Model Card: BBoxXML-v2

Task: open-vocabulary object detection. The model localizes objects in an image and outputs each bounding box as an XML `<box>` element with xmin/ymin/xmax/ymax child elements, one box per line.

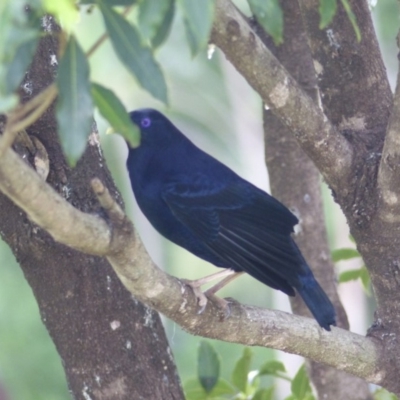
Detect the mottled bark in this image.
<box><xmin>258</xmin><ymin>1</ymin><xmax>371</xmax><ymax>398</ymax></box>
<box><xmin>298</xmin><ymin>0</ymin><xmax>400</xmax><ymax>394</ymax></box>
<box><xmin>211</xmin><ymin>0</ymin><xmax>353</xmax><ymax>194</ymax></box>
<box><xmin>212</xmin><ymin>0</ymin><xmax>400</xmax><ymax>395</ymax></box>
<box><xmin>0</xmin><ymin>16</ymin><xmax>183</xmax><ymax>400</ymax></box>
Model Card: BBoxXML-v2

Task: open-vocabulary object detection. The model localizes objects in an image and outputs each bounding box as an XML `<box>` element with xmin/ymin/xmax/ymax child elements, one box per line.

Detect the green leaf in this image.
<box><xmin>360</xmin><ymin>266</ymin><xmax>371</xmax><ymax>294</ymax></box>
<box><xmin>197</xmin><ymin>341</ymin><xmax>220</xmax><ymax>393</ymax></box>
<box><xmin>208</xmin><ymin>379</ymin><xmax>236</xmax><ymax>396</ymax></box>
<box><xmin>252</xmin><ymin>387</ymin><xmax>275</xmax><ymax>400</ymax></box>
<box><xmin>0</xmin><ymin>94</ymin><xmax>18</xmax><ymax>113</ymax></box>
<box><xmin>231</xmin><ymin>347</ymin><xmax>252</xmax><ymax>393</ymax></box>
<box><xmin>6</xmin><ymin>37</ymin><xmax>39</xmax><ymax>94</ymax></box>
<box><xmin>183</xmin><ymin>378</ymin><xmax>208</xmax><ymax>400</ymax></box>
<box><xmin>184</xmin><ymin>377</ymin><xmax>235</xmax><ymax>400</ymax></box>
<box><xmin>79</xmin><ymin>0</ymin><xmax>137</xmax><ymax>5</ymax></box>
<box><xmin>338</xmin><ymin>268</ymin><xmax>362</xmax><ymax>283</ymax></box>
<box><xmin>258</xmin><ymin>360</ymin><xmax>290</xmax><ymax>381</ymax></box>
<box><xmin>319</xmin><ymin>0</ymin><xmax>337</xmax><ymax>28</ymax></box>
<box><xmin>98</xmin><ymin>1</ymin><xmax>168</xmax><ymax>103</ymax></box>
<box><xmin>56</xmin><ymin>35</ymin><xmax>94</xmax><ymax>166</ymax></box>
<box><xmin>179</xmin><ymin>0</ymin><xmax>215</xmax><ymax>56</ymax></box>
<box><xmin>138</xmin><ymin>0</ymin><xmax>170</xmax><ymax>43</ymax></box>
<box><xmin>291</xmin><ymin>364</ymin><xmax>313</xmax><ymax>400</ymax></box>
<box><xmin>373</xmin><ymin>387</ymin><xmax>399</xmax><ymax>400</ymax></box>
<box><xmin>340</xmin><ymin>0</ymin><xmax>361</xmax><ymax>42</ymax></box>
<box><xmin>183</xmin><ymin>18</ymin><xmax>198</xmax><ymax>56</ymax></box>
<box><xmin>0</xmin><ymin>0</ymin><xmax>39</xmax><ymax>107</ymax></box>
<box><xmin>247</xmin><ymin>0</ymin><xmax>283</xmax><ymax>45</ymax></box>
<box><xmin>91</xmin><ymin>83</ymin><xmax>140</xmax><ymax>147</ymax></box>
<box><xmin>42</xmin><ymin>0</ymin><xmax>79</xmax><ymax>31</ymax></box>
<box><xmin>331</xmin><ymin>248</ymin><xmax>360</xmax><ymax>262</ymax></box>
<box><xmin>151</xmin><ymin>0</ymin><xmax>175</xmax><ymax>48</ymax></box>
<box><xmin>259</xmin><ymin>360</ymin><xmax>286</xmax><ymax>376</ymax></box>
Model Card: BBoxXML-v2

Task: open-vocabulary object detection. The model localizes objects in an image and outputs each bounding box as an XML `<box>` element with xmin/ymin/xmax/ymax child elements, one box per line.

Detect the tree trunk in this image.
<box><xmin>0</xmin><ymin>15</ymin><xmax>184</xmax><ymax>400</ymax></box>
<box><xmin>258</xmin><ymin>1</ymin><xmax>372</xmax><ymax>398</ymax></box>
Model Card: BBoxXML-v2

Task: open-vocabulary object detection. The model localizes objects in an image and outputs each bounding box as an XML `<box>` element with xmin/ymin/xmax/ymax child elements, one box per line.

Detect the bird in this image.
<box><xmin>126</xmin><ymin>108</ymin><xmax>336</xmax><ymax>331</ymax></box>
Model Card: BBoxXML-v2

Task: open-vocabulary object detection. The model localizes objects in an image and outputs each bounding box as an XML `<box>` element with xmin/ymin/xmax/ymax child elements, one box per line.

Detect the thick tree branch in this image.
<box><xmin>298</xmin><ymin>0</ymin><xmax>392</xmax><ymax>136</ymax></box>
<box><xmin>0</xmin><ymin>142</ymin><xmax>111</xmax><ymax>255</ymax></box>
<box><xmin>298</xmin><ymin>0</ymin><xmax>392</xmax><ymax>233</ymax></box>
<box><xmin>0</xmin><ymin>139</ymin><xmax>385</xmax><ymax>386</ymax></box>
<box><xmin>257</xmin><ymin>1</ymin><xmax>370</xmax><ymax>396</ymax></box>
<box><xmin>211</xmin><ymin>0</ymin><xmax>353</xmax><ymax>193</ymax></box>
<box><xmin>378</xmin><ymin>32</ymin><xmax>400</xmax><ymax>221</ymax></box>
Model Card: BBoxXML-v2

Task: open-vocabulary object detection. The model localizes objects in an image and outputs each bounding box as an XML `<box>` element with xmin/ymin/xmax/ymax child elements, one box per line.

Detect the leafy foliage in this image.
<box><xmin>98</xmin><ymin>1</ymin><xmax>168</xmax><ymax>103</ymax></box>
<box><xmin>138</xmin><ymin>0</ymin><xmax>172</xmax><ymax>43</ymax></box>
<box><xmin>56</xmin><ymin>35</ymin><xmax>93</xmax><ymax>166</ymax></box>
<box><xmin>198</xmin><ymin>341</ymin><xmax>221</xmax><ymax>393</ymax></box>
<box><xmin>91</xmin><ymin>83</ymin><xmax>140</xmax><ymax>148</ymax></box>
<box><xmin>319</xmin><ymin>0</ymin><xmax>337</xmax><ymax>29</ymax></box>
<box><xmin>317</xmin><ymin>0</ymin><xmax>361</xmax><ymax>40</ymax></box>
<box><xmin>248</xmin><ymin>0</ymin><xmax>284</xmax><ymax>45</ymax></box>
<box><xmin>178</xmin><ymin>0</ymin><xmax>215</xmax><ymax>56</ymax></box>
<box><xmin>80</xmin><ymin>0</ymin><xmax>138</xmax><ymax>5</ymax></box>
<box><xmin>290</xmin><ymin>364</ymin><xmax>314</xmax><ymax>400</ymax></box>
<box><xmin>0</xmin><ymin>1</ymin><xmax>40</xmax><ymax>112</ymax></box>
<box><xmin>0</xmin><ymin>0</ymin><xmax>361</xmax><ymax>165</ymax></box>
<box><xmin>184</xmin><ymin>341</ymin><xmax>317</xmax><ymax>400</ymax></box>
<box><xmin>151</xmin><ymin>0</ymin><xmax>175</xmax><ymax>48</ymax></box>
<box><xmin>42</xmin><ymin>0</ymin><xmax>79</xmax><ymax>31</ymax></box>
<box><xmin>231</xmin><ymin>347</ymin><xmax>252</xmax><ymax>393</ymax></box>
<box><xmin>374</xmin><ymin>388</ymin><xmax>399</xmax><ymax>400</ymax></box>
<box><xmin>331</xmin><ymin>242</ymin><xmax>371</xmax><ymax>294</ymax></box>
<box><xmin>340</xmin><ymin>0</ymin><xmax>361</xmax><ymax>41</ymax></box>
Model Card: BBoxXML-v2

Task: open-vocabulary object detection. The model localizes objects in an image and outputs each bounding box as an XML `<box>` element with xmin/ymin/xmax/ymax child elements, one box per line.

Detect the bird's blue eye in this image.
<box><xmin>141</xmin><ymin>117</ymin><xmax>151</xmax><ymax>128</ymax></box>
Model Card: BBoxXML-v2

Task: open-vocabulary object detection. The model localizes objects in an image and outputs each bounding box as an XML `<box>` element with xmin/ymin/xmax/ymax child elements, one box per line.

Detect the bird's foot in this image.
<box><xmin>205</xmin><ymin>292</ymin><xmax>232</xmax><ymax>320</ymax></box>
<box><xmin>182</xmin><ymin>279</ymin><xmax>209</xmax><ymax>313</ymax></box>
<box><xmin>182</xmin><ymin>269</ymin><xmax>237</xmax><ymax>313</ymax></box>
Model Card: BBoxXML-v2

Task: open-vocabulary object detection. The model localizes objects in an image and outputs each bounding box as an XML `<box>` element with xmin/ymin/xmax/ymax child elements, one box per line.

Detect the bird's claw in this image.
<box><xmin>182</xmin><ymin>279</ymin><xmax>232</xmax><ymax>318</ymax></box>
<box><xmin>196</xmin><ymin>292</ymin><xmax>208</xmax><ymax>314</ymax></box>
<box><xmin>182</xmin><ymin>279</ymin><xmax>209</xmax><ymax>313</ymax></box>
<box><xmin>206</xmin><ymin>292</ymin><xmax>232</xmax><ymax>320</ymax></box>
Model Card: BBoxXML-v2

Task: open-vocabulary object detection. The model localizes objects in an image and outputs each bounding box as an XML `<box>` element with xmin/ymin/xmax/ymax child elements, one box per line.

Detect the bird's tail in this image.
<box><xmin>296</xmin><ymin>275</ymin><xmax>336</xmax><ymax>331</ymax></box>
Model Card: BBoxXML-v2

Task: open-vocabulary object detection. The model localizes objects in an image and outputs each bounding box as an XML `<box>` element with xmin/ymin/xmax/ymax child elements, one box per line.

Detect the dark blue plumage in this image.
<box><xmin>126</xmin><ymin>108</ymin><xmax>336</xmax><ymax>330</ymax></box>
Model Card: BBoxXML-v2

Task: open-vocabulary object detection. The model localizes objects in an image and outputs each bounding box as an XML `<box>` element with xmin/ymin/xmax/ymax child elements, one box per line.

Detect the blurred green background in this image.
<box><xmin>0</xmin><ymin>1</ymin><xmax>398</xmax><ymax>399</ymax></box>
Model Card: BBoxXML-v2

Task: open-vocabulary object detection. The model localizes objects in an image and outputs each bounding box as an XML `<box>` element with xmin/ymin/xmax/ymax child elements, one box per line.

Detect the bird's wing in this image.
<box><xmin>162</xmin><ymin>179</ymin><xmax>301</xmax><ymax>295</ymax></box>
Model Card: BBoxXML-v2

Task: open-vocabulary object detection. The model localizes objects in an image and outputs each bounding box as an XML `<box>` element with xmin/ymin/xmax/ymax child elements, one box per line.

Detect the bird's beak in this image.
<box><xmin>106</xmin><ymin>126</ymin><xmax>116</xmax><ymax>135</ymax></box>
<box><xmin>104</xmin><ymin>122</ymin><xmax>140</xmax><ymax>148</ymax></box>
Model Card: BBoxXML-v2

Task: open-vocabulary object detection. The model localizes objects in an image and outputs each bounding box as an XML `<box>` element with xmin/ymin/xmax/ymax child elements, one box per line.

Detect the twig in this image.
<box><xmin>86</xmin><ymin>31</ymin><xmax>109</xmax><ymax>58</ymax></box>
<box><xmin>91</xmin><ymin>178</ymin><xmax>125</xmax><ymax>223</ymax></box>
<box><xmin>13</xmin><ymin>83</ymin><xmax>57</xmax><ymax>121</ymax></box>
<box><xmin>86</xmin><ymin>5</ymin><xmax>133</xmax><ymax>58</ymax></box>
<box><xmin>0</xmin><ymin>84</ymin><xmax>58</xmax><ymax>157</ymax></box>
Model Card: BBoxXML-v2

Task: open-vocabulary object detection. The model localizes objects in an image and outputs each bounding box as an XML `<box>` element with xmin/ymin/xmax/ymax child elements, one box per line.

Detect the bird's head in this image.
<box><xmin>128</xmin><ymin>108</ymin><xmax>180</xmax><ymax>149</ymax></box>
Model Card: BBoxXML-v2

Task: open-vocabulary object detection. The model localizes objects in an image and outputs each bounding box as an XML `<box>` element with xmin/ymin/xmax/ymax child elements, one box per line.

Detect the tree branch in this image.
<box><xmin>0</xmin><ymin>139</ymin><xmax>385</xmax><ymax>386</ymax></box>
<box><xmin>211</xmin><ymin>0</ymin><xmax>353</xmax><ymax>193</ymax></box>
<box><xmin>0</xmin><ymin>142</ymin><xmax>111</xmax><ymax>255</ymax></box>
<box><xmin>257</xmin><ymin>1</ymin><xmax>370</xmax><ymax>396</ymax></box>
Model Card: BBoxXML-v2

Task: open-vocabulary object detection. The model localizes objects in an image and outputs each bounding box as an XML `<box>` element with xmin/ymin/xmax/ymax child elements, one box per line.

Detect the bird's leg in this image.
<box><xmin>205</xmin><ymin>271</ymin><xmax>245</xmax><ymax>296</ymax></box>
<box><xmin>204</xmin><ymin>272</ymin><xmax>245</xmax><ymax>314</ymax></box>
<box><xmin>182</xmin><ymin>269</ymin><xmax>237</xmax><ymax>312</ymax></box>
